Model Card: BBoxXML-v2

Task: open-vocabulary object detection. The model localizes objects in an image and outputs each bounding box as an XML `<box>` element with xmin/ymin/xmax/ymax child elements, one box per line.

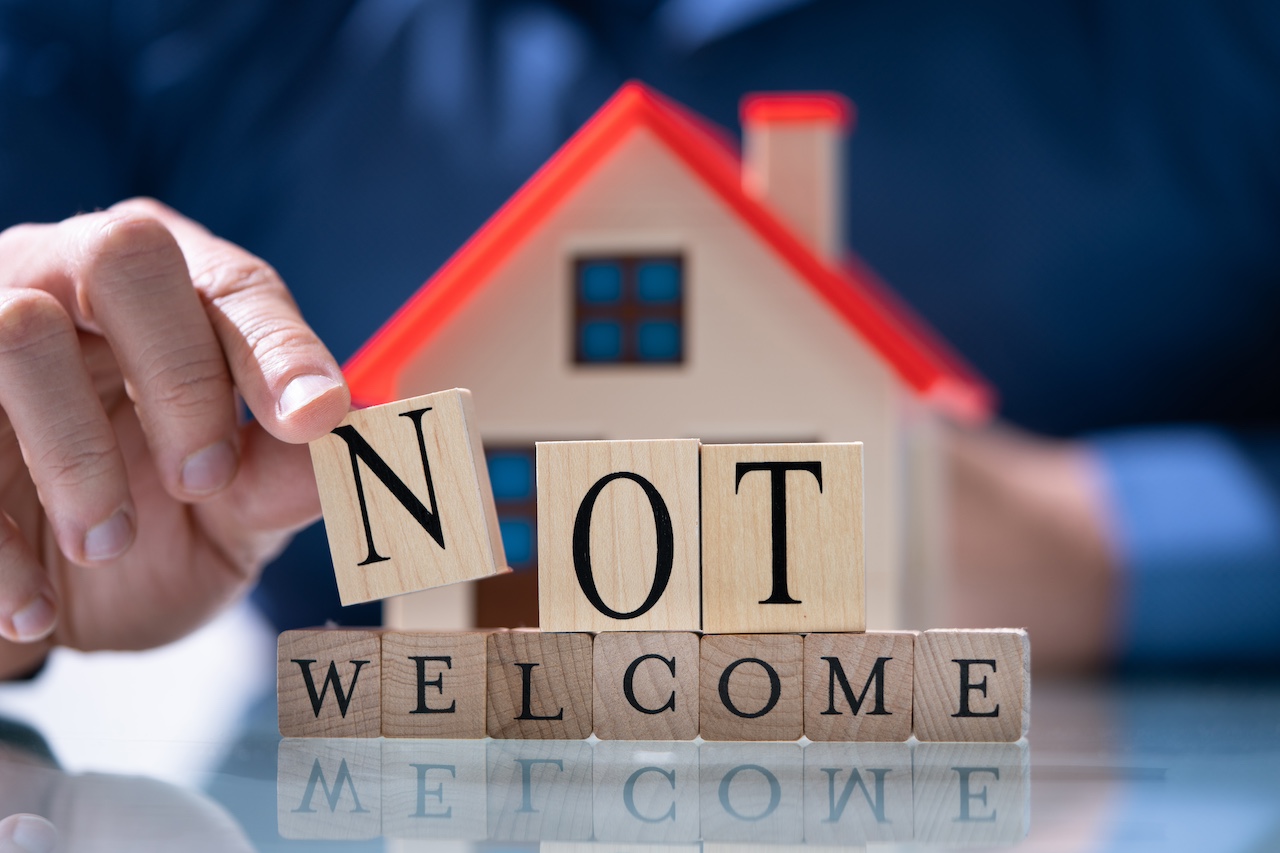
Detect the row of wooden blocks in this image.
<box><xmin>279</xmin><ymin>627</ymin><xmax>1029</xmax><ymax>742</ymax></box>
<box><xmin>280</xmin><ymin>738</ymin><xmax>1030</xmax><ymax>846</ymax></box>
<box><xmin>312</xmin><ymin>389</ymin><xmax>869</xmax><ymax>634</ymax></box>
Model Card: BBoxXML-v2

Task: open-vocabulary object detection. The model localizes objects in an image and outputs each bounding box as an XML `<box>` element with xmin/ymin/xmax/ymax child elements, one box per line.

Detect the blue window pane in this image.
<box><xmin>499</xmin><ymin>518</ymin><xmax>534</xmax><ymax>567</ymax></box>
<box><xmin>580</xmin><ymin>262</ymin><xmax>622</xmax><ymax>303</ymax></box>
<box><xmin>636</xmin><ymin>260</ymin><xmax>681</xmax><ymax>303</ymax></box>
<box><xmin>487</xmin><ymin>452</ymin><xmax>533</xmax><ymax>501</ymax></box>
<box><xmin>580</xmin><ymin>320</ymin><xmax>622</xmax><ymax>361</ymax></box>
<box><xmin>636</xmin><ymin>320</ymin><xmax>681</xmax><ymax>361</ymax></box>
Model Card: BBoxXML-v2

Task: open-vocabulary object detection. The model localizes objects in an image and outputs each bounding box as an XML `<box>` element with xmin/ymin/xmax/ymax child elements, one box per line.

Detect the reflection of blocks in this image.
<box><xmin>803</xmin><ymin>631</ymin><xmax>914</xmax><ymax>742</ymax></box>
<box><xmin>278</xmin><ymin>629</ymin><xmax>382</xmax><ymax>738</ymax></box>
<box><xmin>700</xmin><ymin>634</ymin><xmax>803</xmax><ymax>741</ymax></box>
<box><xmin>698</xmin><ymin>743</ymin><xmax>804</xmax><ymax>845</ymax></box>
<box><xmin>381</xmin><ymin>740</ymin><xmax>487</xmax><ymax>841</ymax></box>
<box><xmin>487</xmin><ymin>740</ymin><xmax>594</xmax><ymax>842</ymax></box>
<box><xmin>277</xmin><ymin>739</ymin><xmax>381</xmax><ymax>840</ymax></box>
<box><xmin>487</xmin><ymin>631</ymin><xmax>594</xmax><ymax>739</ymax></box>
<box><xmin>382</xmin><ymin>631</ymin><xmax>489</xmax><ymax>738</ymax></box>
<box><xmin>593</xmin><ymin>742</ymin><xmax>700</xmax><ymax>843</ymax></box>
<box><xmin>914</xmin><ymin>629</ymin><xmax>1030</xmax><ymax>742</ymax></box>
<box><xmin>802</xmin><ymin>743</ymin><xmax>913</xmax><ymax>844</ymax></box>
<box><xmin>913</xmin><ymin>742</ymin><xmax>1031</xmax><ymax>845</ymax></box>
<box><xmin>537</xmin><ymin>439</ymin><xmax>702</xmax><ymax>632</ymax></box>
<box><xmin>593</xmin><ymin>631</ymin><xmax>700</xmax><ymax>740</ymax></box>
<box><xmin>701</xmin><ymin>443</ymin><xmax>865</xmax><ymax>633</ymax></box>
<box><xmin>310</xmin><ymin>388</ymin><xmax>508</xmax><ymax>605</ymax></box>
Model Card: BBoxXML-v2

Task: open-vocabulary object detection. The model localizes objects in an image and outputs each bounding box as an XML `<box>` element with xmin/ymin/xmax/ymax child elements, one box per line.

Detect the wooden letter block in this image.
<box><xmin>487</xmin><ymin>631</ymin><xmax>594</xmax><ymax>739</ymax></box>
<box><xmin>914</xmin><ymin>629</ymin><xmax>1030</xmax><ymax>742</ymax></box>
<box><xmin>277</xmin><ymin>739</ymin><xmax>381</xmax><ymax>840</ymax></box>
<box><xmin>278</xmin><ymin>629</ymin><xmax>381</xmax><ymax>738</ymax></box>
<box><xmin>698</xmin><ymin>743</ymin><xmax>803</xmax><ymax>845</ymax></box>
<box><xmin>310</xmin><ymin>388</ymin><xmax>508</xmax><ymax>605</ymax></box>
<box><xmin>913</xmin><ymin>742</ymin><xmax>1030</xmax><ymax>845</ymax></box>
<box><xmin>382</xmin><ymin>631</ymin><xmax>488</xmax><ymax>738</ymax></box>
<box><xmin>802</xmin><ymin>743</ymin><xmax>913</xmax><ymax>845</ymax></box>
<box><xmin>701</xmin><ymin>443</ymin><xmax>864</xmax><ymax>633</ymax></box>
<box><xmin>382</xmin><ymin>740</ymin><xmax>487</xmax><ymax>841</ymax></box>
<box><xmin>537</xmin><ymin>439</ymin><xmax>701</xmax><ymax>632</ymax></box>
<box><xmin>803</xmin><ymin>631</ymin><xmax>914</xmax><ymax>742</ymax></box>
<box><xmin>594</xmin><ymin>632</ymin><xmax>700</xmax><ymax>740</ymax></box>
<box><xmin>700</xmin><ymin>634</ymin><xmax>803</xmax><ymax>741</ymax></box>
<box><xmin>593</xmin><ymin>741</ymin><xmax>700</xmax><ymax>843</ymax></box>
<box><xmin>487</xmin><ymin>740</ymin><xmax>593</xmax><ymax>841</ymax></box>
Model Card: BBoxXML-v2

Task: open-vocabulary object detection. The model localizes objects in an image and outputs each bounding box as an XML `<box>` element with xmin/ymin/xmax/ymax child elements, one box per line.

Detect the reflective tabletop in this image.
<box><xmin>1</xmin><ymin>605</ymin><xmax>1278</xmax><ymax>852</ymax></box>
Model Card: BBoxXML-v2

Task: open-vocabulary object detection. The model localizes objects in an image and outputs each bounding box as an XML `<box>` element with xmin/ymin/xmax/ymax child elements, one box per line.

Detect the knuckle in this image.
<box><xmin>36</xmin><ymin>423</ymin><xmax>118</xmax><ymax>489</ymax></box>
<box><xmin>143</xmin><ymin>345</ymin><xmax>232</xmax><ymax>415</ymax></box>
<box><xmin>77</xmin><ymin>212</ymin><xmax>186</xmax><ymax>291</ymax></box>
<box><xmin>195</xmin><ymin>256</ymin><xmax>284</xmax><ymax>303</ymax></box>
<box><xmin>0</xmin><ymin>290</ymin><xmax>72</xmax><ymax>358</ymax></box>
<box><xmin>242</xmin><ymin>318</ymin><xmax>317</xmax><ymax>368</ymax></box>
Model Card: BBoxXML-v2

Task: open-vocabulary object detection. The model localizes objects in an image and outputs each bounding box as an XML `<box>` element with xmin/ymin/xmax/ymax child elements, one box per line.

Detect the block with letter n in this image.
<box><xmin>310</xmin><ymin>388</ymin><xmax>509</xmax><ymax>605</ymax></box>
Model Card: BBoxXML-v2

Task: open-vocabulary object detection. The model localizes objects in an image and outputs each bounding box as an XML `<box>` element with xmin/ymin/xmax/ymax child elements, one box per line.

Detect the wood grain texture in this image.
<box><xmin>802</xmin><ymin>743</ymin><xmax>913</xmax><ymax>844</ymax></box>
<box><xmin>913</xmin><ymin>742</ymin><xmax>1030</xmax><ymax>845</ymax></box>
<box><xmin>278</xmin><ymin>629</ymin><xmax>382</xmax><ymax>738</ymax></box>
<box><xmin>913</xmin><ymin>629</ymin><xmax>1030</xmax><ymax>742</ymax></box>
<box><xmin>277</xmin><ymin>739</ymin><xmax>381</xmax><ymax>840</ymax></box>
<box><xmin>486</xmin><ymin>740</ymin><xmax>593</xmax><ymax>841</ymax></box>
<box><xmin>486</xmin><ymin>631</ymin><xmax>594</xmax><ymax>739</ymax></box>
<box><xmin>701</xmin><ymin>443</ymin><xmax>865</xmax><ymax>633</ymax></box>
<box><xmin>310</xmin><ymin>388</ymin><xmax>508</xmax><ymax>605</ymax></box>
<box><xmin>592</xmin><ymin>742</ymin><xmax>700</xmax><ymax>843</ymax></box>
<box><xmin>537</xmin><ymin>439</ymin><xmax>701</xmax><ymax>632</ymax></box>
<box><xmin>381</xmin><ymin>631</ymin><xmax>489</xmax><ymax>738</ymax></box>
<box><xmin>700</xmin><ymin>634</ymin><xmax>803</xmax><ymax>741</ymax></box>
<box><xmin>803</xmin><ymin>631</ymin><xmax>914</xmax><ymax>742</ymax></box>
<box><xmin>382</xmin><ymin>740</ymin><xmax>487</xmax><ymax>840</ymax></box>
<box><xmin>593</xmin><ymin>632</ymin><xmax>699</xmax><ymax>740</ymax></box>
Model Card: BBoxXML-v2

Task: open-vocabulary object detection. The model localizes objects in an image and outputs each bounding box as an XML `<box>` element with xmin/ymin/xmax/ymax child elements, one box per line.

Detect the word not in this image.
<box><xmin>278</xmin><ymin>627</ymin><xmax>1030</xmax><ymax>743</ymax></box>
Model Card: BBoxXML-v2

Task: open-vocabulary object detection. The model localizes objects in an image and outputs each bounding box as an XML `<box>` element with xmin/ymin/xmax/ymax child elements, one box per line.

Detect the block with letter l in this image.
<box><xmin>309</xmin><ymin>388</ymin><xmax>508</xmax><ymax>605</ymax></box>
<box><xmin>913</xmin><ymin>629</ymin><xmax>1030</xmax><ymax>742</ymax></box>
<box><xmin>278</xmin><ymin>629</ymin><xmax>382</xmax><ymax>738</ymax></box>
<box><xmin>701</xmin><ymin>442</ymin><xmax>864</xmax><ymax>633</ymax></box>
<box><xmin>487</xmin><ymin>630</ymin><xmax>594</xmax><ymax>739</ymax></box>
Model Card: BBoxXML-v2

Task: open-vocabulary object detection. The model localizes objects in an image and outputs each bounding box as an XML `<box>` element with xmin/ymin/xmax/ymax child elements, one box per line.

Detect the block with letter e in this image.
<box><xmin>381</xmin><ymin>631</ymin><xmax>490</xmax><ymax>738</ymax></box>
<box><xmin>278</xmin><ymin>629</ymin><xmax>382</xmax><ymax>738</ymax></box>
<box><xmin>309</xmin><ymin>388</ymin><xmax>508</xmax><ymax>605</ymax></box>
<box><xmin>914</xmin><ymin>629</ymin><xmax>1030</xmax><ymax>742</ymax></box>
<box><xmin>701</xmin><ymin>443</ymin><xmax>864</xmax><ymax>633</ymax></box>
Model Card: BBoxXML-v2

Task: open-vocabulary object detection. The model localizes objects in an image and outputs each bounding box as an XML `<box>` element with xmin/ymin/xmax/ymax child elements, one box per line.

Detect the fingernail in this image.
<box><xmin>7</xmin><ymin>814</ymin><xmax>57</xmax><ymax>853</ymax></box>
<box><xmin>279</xmin><ymin>374</ymin><xmax>342</xmax><ymax>419</ymax></box>
<box><xmin>10</xmin><ymin>593</ymin><xmax>55</xmax><ymax>643</ymax></box>
<box><xmin>181</xmin><ymin>440</ymin><xmax>238</xmax><ymax>495</ymax></box>
<box><xmin>83</xmin><ymin>507</ymin><xmax>133</xmax><ymax>562</ymax></box>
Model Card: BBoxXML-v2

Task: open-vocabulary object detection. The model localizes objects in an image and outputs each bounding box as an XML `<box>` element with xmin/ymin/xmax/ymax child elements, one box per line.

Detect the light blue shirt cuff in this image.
<box><xmin>1092</xmin><ymin>427</ymin><xmax>1280</xmax><ymax>666</ymax></box>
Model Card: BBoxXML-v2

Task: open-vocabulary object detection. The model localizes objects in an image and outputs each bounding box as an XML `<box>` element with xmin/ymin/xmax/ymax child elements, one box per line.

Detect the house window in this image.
<box><xmin>573</xmin><ymin>255</ymin><xmax>684</xmax><ymax>364</ymax></box>
<box><xmin>485</xmin><ymin>446</ymin><xmax>537</xmax><ymax>572</ymax></box>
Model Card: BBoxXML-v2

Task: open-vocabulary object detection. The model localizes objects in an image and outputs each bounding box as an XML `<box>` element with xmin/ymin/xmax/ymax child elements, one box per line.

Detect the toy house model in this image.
<box><xmin>343</xmin><ymin>82</ymin><xmax>992</xmax><ymax>631</ymax></box>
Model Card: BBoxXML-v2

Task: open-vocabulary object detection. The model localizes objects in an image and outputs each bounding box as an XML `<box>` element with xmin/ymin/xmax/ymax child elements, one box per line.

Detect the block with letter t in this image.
<box><xmin>536</xmin><ymin>439</ymin><xmax>702</xmax><ymax>632</ymax></box>
<box><xmin>278</xmin><ymin>629</ymin><xmax>382</xmax><ymax>737</ymax></box>
<box><xmin>701</xmin><ymin>442</ymin><xmax>865</xmax><ymax>633</ymax></box>
<box><xmin>913</xmin><ymin>629</ymin><xmax>1030</xmax><ymax>742</ymax></box>
<box><xmin>309</xmin><ymin>388</ymin><xmax>509</xmax><ymax>605</ymax></box>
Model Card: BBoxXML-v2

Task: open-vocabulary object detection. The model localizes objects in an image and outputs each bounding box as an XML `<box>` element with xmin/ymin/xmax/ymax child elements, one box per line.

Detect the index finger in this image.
<box><xmin>112</xmin><ymin>199</ymin><xmax>351</xmax><ymax>444</ymax></box>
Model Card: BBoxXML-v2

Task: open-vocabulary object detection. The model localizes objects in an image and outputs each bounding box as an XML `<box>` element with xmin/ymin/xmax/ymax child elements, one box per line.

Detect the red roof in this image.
<box><xmin>344</xmin><ymin>82</ymin><xmax>993</xmax><ymax>422</ymax></box>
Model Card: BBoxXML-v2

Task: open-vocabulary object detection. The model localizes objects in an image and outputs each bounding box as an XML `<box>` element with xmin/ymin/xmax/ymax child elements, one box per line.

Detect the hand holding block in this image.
<box><xmin>701</xmin><ymin>443</ymin><xmax>864</xmax><ymax>633</ymax></box>
<box><xmin>487</xmin><ymin>631</ymin><xmax>594</xmax><ymax>739</ymax></box>
<box><xmin>700</xmin><ymin>634</ymin><xmax>803</xmax><ymax>741</ymax></box>
<box><xmin>913</xmin><ymin>629</ymin><xmax>1030</xmax><ymax>742</ymax></box>
<box><xmin>803</xmin><ymin>631</ymin><xmax>914</xmax><ymax>742</ymax></box>
<box><xmin>278</xmin><ymin>629</ymin><xmax>381</xmax><ymax>737</ymax></box>
<box><xmin>593</xmin><ymin>632</ymin><xmax>700</xmax><ymax>740</ymax></box>
<box><xmin>382</xmin><ymin>631</ymin><xmax>489</xmax><ymax>738</ymax></box>
<box><xmin>310</xmin><ymin>388</ymin><xmax>508</xmax><ymax>605</ymax></box>
<box><xmin>537</xmin><ymin>439</ymin><xmax>701</xmax><ymax>632</ymax></box>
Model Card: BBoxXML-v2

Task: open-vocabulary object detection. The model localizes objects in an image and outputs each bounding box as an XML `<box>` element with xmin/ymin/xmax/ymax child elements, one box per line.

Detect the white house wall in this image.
<box><xmin>395</xmin><ymin>128</ymin><xmax>910</xmax><ymax>628</ymax></box>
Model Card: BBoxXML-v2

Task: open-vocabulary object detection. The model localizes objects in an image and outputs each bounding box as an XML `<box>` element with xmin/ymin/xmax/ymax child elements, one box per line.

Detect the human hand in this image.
<box><xmin>945</xmin><ymin>424</ymin><xmax>1118</xmax><ymax>672</ymax></box>
<box><xmin>0</xmin><ymin>199</ymin><xmax>350</xmax><ymax>678</ymax></box>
